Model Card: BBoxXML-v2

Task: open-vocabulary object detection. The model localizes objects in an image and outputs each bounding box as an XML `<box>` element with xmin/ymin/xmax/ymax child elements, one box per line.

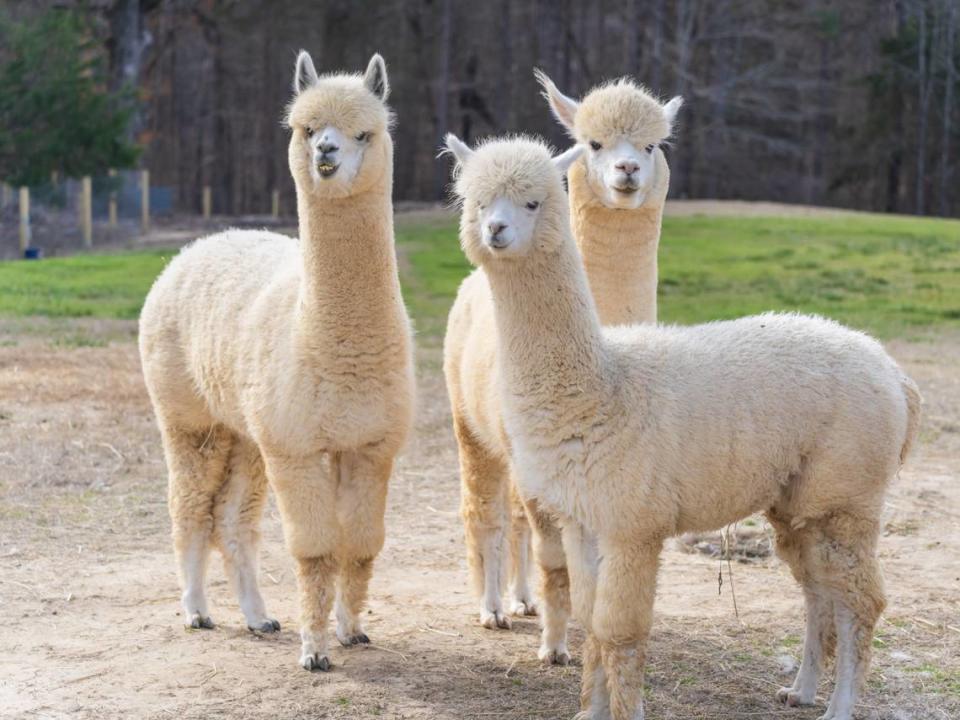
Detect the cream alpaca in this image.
<box><xmin>139</xmin><ymin>52</ymin><xmax>414</xmax><ymax>672</ymax></box>
<box><xmin>444</xmin><ymin>75</ymin><xmax>681</xmax><ymax>665</ymax></box>
<box><xmin>444</xmin><ymin>134</ymin><xmax>921</xmax><ymax>720</ymax></box>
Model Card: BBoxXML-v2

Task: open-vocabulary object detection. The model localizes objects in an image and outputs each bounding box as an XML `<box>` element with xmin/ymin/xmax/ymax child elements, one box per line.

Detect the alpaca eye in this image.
<box><xmin>305</xmin><ymin>127</ymin><xmax>314</xmax><ymax>138</ymax></box>
<box><xmin>526</xmin><ymin>201</ymin><xmax>540</xmax><ymax>211</ymax></box>
<box><xmin>645</xmin><ymin>144</ymin><xmax>656</xmax><ymax>153</ymax></box>
<box><xmin>356</xmin><ymin>131</ymin><xmax>370</xmax><ymax>142</ymax></box>
<box><xmin>589</xmin><ymin>141</ymin><xmax>602</xmax><ymax>151</ymax></box>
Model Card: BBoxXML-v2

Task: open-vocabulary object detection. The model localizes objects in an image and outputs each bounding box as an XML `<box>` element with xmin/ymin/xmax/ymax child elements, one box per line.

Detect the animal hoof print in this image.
<box><xmin>301</xmin><ymin>653</ymin><xmax>331</xmax><ymax>672</ymax></box>
<box><xmin>249</xmin><ymin>619</ymin><xmax>281</xmax><ymax>634</ymax></box>
<box><xmin>187</xmin><ymin>614</ymin><xmax>215</xmax><ymax>630</ymax></box>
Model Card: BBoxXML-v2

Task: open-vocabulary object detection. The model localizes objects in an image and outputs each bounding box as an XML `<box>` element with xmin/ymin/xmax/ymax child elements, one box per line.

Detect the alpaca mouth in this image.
<box><xmin>317</xmin><ymin>162</ymin><xmax>339</xmax><ymax>178</ymax></box>
<box><xmin>613</xmin><ymin>184</ymin><xmax>639</xmax><ymax>195</ymax></box>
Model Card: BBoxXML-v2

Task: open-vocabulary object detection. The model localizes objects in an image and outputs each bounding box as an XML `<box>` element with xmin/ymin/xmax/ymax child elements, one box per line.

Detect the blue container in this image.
<box><xmin>24</xmin><ymin>247</ymin><xmax>42</xmax><ymax>260</ymax></box>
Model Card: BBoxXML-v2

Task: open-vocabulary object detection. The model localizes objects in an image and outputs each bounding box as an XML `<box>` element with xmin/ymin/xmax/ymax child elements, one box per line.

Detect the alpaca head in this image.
<box><xmin>285</xmin><ymin>51</ymin><xmax>393</xmax><ymax>199</ymax></box>
<box><xmin>535</xmin><ymin>70</ymin><xmax>682</xmax><ymax>210</ymax></box>
<box><xmin>444</xmin><ymin>134</ymin><xmax>583</xmax><ymax>265</ymax></box>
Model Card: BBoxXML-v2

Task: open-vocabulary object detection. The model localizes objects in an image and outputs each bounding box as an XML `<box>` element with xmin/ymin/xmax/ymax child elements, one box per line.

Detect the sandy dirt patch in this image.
<box><xmin>0</xmin><ymin>324</ymin><xmax>957</xmax><ymax>719</ymax></box>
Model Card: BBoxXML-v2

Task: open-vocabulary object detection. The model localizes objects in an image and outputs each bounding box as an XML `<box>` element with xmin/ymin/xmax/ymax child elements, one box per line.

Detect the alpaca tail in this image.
<box><xmin>899</xmin><ymin>374</ymin><xmax>923</xmax><ymax>465</ymax></box>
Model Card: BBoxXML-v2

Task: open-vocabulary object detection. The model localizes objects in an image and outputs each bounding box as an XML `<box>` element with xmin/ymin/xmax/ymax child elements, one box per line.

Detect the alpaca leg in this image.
<box><xmin>453</xmin><ymin>415</ymin><xmax>511</xmax><ymax>630</ymax></box>
<box><xmin>563</xmin><ymin>523</ymin><xmax>610</xmax><ymax>716</ymax></box>
<box><xmin>333</xmin><ymin>447</ymin><xmax>393</xmax><ymax>646</ymax></box>
<box><xmin>212</xmin><ymin>439</ymin><xmax>277</xmax><ymax>632</ymax></box>
<box><xmin>594</xmin><ymin>540</ymin><xmax>661</xmax><ymax>720</ymax></box>
<box><xmin>574</xmin><ymin>634</ymin><xmax>610</xmax><ymax>720</ymax></box>
<box><xmin>777</xmin><ymin>586</ymin><xmax>834</xmax><ymax>706</ymax></box>
<box><xmin>769</xmin><ymin>516</ymin><xmax>835</xmax><ymax>706</ymax></box>
<box><xmin>525</xmin><ymin>497</ymin><xmax>571</xmax><ymax>665</ymax></box>
<box><xmin>508</xmin><ymin>484</ymin><xmax>537</xmax><ymax>617</ymax></box>
<box><xmin>264</xmin><ymin>452</ymin><xmax>340</xmax><ymax>671</ymax></box>
<box><xmin>162</xmin><ymin>424</ymin><xmax>232</xmax><ymax>630</ymax></box>
<box><xmin>816</xmin><ymin>514</ymin><xmax>885</xmax><ymax>720</ymax></box>
<box><xmin>508</xmin><ymin>486</ymin><xmax>535</xmax><ymax>618</ymax></box>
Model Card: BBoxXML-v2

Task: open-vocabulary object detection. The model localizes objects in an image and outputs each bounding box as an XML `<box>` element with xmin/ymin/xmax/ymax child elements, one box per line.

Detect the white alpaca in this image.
<box><xmin>444</xmin><ymin>134</ymin><xmax>921</xmax><ymax>720</ymax></box>
<box><xmin>139</xmin><ymin>52</ymin><xmax>414</xmax><ymax>671</ymax></box>
<box><xmin>444</xmin><ymin>73</ymin><xmax>681</xmax><ymax>666</ymax></box>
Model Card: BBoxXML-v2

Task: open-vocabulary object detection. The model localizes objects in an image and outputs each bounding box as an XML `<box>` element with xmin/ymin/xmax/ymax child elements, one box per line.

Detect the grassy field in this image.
<box><xmin>1</xmin><ymin>211</ymin><xmax>958</xmax><ymax>341</ymax></box>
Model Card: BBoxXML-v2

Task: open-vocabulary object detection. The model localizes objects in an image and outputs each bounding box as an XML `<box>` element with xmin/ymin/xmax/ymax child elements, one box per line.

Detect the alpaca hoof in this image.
<box><xmin>480</xmin><ymin>609</ymin><xmax>512</xmax><ymax>630</ymax></box>
<box><xmin>509</xmin><ymin>599</ymin><xmax>538</xmax><ymax>617</ymax></box>
<box><xmin>249</xmin><ymin>619</ymin><xmax>281</xmax><ymax>633</ymax></box>
<box><xmin>538</xmin><ymin>645</ymin><xmax>571</xmax><ymax>666</ymax></box>
<box><xmin>777</xmin><ymin>686</ymin><xmax>815</xmax><ymax>707</ymax></box>
<box><xmin>301</xmin><ymin>653</ymin><xmax>331</xmax><ymax>672</ymax></box>
<box><xmin>186</xmin><ymin>613</ymin><xmax>215</xmax><ymax>630</ymax></box>
<box><xmin>340</xmin><ymin>632</ymin><xmax>370</xmax><ymax>647</ymax></box>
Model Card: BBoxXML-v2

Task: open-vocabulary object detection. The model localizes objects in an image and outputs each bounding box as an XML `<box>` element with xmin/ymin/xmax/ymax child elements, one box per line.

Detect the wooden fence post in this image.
<box><xmin>271</xmin><ymin>189</ymin><xmax>280</xmax><ymax>218</ymax></box>
<box><xmin>81</xmin><ymin>176</ymin><xmax>93</xmax><ymax>248</ymax></box>
<box><xmin>140</xmin><ymin>169</ymin><xmax>150</xmax><ymax>233</ymax></box>
<box><xmin>108</xmin><ymin>169</ymin><xmax>118</xmax><ymax>227</ymax></box>
<box><xmin>202</xmin><ymin>185</ymin><xmax>212</xmax><ymax>219</ymax></box>
<box><xmin>2</xmin><ymin>182</ymin><xmax>11</xmax><ymax>209</ymax></box>
<box><xmin>19</xmin><ymin>187</ymin><xmax>30</xmax><ymax>253</ymax></box>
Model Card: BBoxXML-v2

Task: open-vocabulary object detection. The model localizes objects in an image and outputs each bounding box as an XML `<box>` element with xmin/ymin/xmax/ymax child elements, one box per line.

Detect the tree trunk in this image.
<box><xmin>939</xmin><ymin>0</ymin><xmax>956</xmax><ymax>216</ymax></box>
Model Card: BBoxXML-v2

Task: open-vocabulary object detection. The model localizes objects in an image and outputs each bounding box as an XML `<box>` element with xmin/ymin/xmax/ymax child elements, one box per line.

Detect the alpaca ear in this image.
<box><xmin>662</xmin><ymin>96</ymin><xmax>684</xmax><ymax>129</ymax></box>
<box><xmin>443</xmin><ymin>133</ymin><xmax>474</xmax><ymax>167</ymax></box>
<box><xmin>552</xmin><ymin>145</ymin><xmax>585</xmax><ymax>175</ymax></box>
<box><xmin>294</xmin><ymin>50</ymin><xmax>319</xmax><ymax>94</ymax></box>
<box><xmin>534</xmin><ymin>68</ymin><xmax>579</xmax><ymax>136</ymax></box>
<box><xmin>363</xmin><ymin>53</ymin><xmax>390</xmax><ymax>101</ymax></box>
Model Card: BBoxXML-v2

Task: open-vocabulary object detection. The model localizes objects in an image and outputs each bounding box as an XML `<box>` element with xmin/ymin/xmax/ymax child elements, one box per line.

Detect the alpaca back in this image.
<box><xmin>553</xmin><ymin>313</ymin><xmax>914</xmax><ymax>535</ymax></box>
<box><xmin>140</xmin><ymin>230</ymin><xmax>301</xmax><ymax>431</ymax></box>
<box><xmin>443</xmin><ymin>268</ymin><xmax>507</xmax><ymax>456</ymax></box>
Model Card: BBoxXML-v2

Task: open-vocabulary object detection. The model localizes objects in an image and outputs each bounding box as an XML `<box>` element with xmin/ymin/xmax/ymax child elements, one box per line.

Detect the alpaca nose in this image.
<box><xmin>616</xmin><ymin>159</ymin><xmax>639</xmax><ymax>175</ymax></box>
<box><xmin>318</xmin><ymin>141</ymin><xmax>339</xmax><ymax>155</ymax></box>
<box><xmin>487</xmin><ymin>221</ymin><xmax>507</xmax><ymax>237</ymax></box>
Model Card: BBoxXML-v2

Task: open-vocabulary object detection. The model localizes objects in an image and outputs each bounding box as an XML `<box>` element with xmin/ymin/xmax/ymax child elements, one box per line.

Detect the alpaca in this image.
<box><xmin>443</xmin><ymin>134</ymin><xmax>921</xmax><ymax>720</ymax></box>
<box><xmin>444</xmin><ymin>73</ymin><xmax>681</xmax><ymax>666</ymax></box>
<box><xmin>535</xmin><ymin>70</ymin><xmax>682</xmax><ymax>325</ymax></box>
<box><xmin>139</xmin><ymin>52</ymin><xmax>414</xmax><ymax>672</ymax></box>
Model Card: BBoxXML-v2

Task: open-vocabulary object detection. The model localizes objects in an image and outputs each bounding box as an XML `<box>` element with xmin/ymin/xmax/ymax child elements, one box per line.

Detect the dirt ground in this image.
<box><xmin>0</xmin><ymin>318</ymin><xmax>957</xmax><ymax>720</ymax></box>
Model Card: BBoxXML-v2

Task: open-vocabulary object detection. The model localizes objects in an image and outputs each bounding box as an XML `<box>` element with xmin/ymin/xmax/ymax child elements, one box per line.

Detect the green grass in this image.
<box><xmin>0</xmin><ymin>249</ymin><xmax>173</xmax><ymax>319</ymax></box>
<box><xmin>401</xmin><ymin>212</ymin><xmax>960</xmax><ymax>342</ymax></box>
<box><xmin>1</xmin><ymin>212</ymin><xmax>958</xmax><ymax>342</ymax></box>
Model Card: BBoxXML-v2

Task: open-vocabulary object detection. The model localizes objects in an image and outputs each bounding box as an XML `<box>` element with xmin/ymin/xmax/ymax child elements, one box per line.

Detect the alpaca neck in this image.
<box><xmin>484</xmin><ymin>231</ymin><xmax>608</xmax><ymax>429</ymax></box>
<box><xmin>294</xmin><ymin>176</ymin><xmax>405</xmax><ymax>351</ymax></box>
<box><xmin>568</xmin><ymin>160</ymin><xmax>663</xmax><ymax>325</ymax></box>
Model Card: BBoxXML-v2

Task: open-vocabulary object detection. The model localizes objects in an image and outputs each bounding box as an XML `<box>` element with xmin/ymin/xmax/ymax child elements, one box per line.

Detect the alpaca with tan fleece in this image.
<box><xmin>444</xmin><ymin>73</ymin><xmax>681</xmax><ymax>665</ymax></box>
<box><xmin>139</xmin><ymin>52</ymin><xmax>414</xmax><ymax>671</ymax></box>
<box><xmin>444</xmin><ymin>133</ymin><xmax>921</xmax><ymax>720</ymax></box>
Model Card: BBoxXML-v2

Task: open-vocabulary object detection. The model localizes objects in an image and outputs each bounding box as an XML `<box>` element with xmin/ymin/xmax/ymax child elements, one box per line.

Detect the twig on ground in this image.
<box><xmin>97</xmin><ymin>442</ymin><xmax>124</xmax><ymax>461</ymax></box>
<box><xmin>420</xmin><ymin>624</ymin><xmax>461</xmax><ymax>638</ymax></box>
<box><xmin>368</xmin><ymin>643</ymin><xmax>409</xmax><ymax>661</ymax></box>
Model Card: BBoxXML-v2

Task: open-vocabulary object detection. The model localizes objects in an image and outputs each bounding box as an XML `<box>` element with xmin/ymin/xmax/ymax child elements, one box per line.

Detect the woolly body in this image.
<box><xmin>139</xmin><ymin>53</ymin><xmax>414</xmax><ymax>671</ymax></box>
<box><xmin>445</xmin><ymin>134</ymin><xmax>921</xmax><ymax>720</ymax></box>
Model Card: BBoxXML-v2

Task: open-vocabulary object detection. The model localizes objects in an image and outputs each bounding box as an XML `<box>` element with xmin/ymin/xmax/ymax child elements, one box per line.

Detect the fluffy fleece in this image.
<box><xmin>139</xmin><ymin>52</ymin><xmax>414</xmax><ymax>672</ymax></box>
<box><xmin>539</xmin><ymin>74</ymin><xmax>681</xmax><ymax>325</ymax></box>
<box><xmin>445</xmin><ymin>134</ymin><xmax>921</xmax><ymax>720</ymax></box>
<box><xmin>444</xmin><ymin>75</ymin><xmax>682</xmax><ymax>666</ymax></box>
